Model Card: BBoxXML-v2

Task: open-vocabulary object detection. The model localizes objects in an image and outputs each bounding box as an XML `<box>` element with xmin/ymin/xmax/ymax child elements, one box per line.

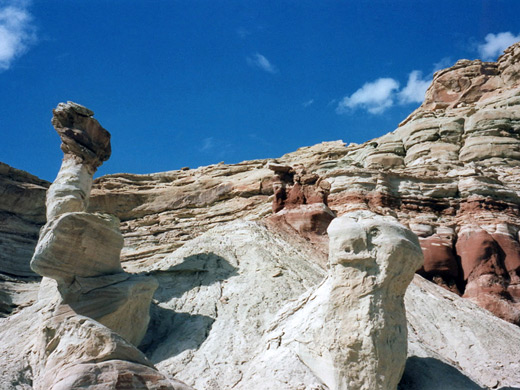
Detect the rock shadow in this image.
<box><xmin>399</xmin><ymin>356</ymin><xmax>484</xmax><ymax>390</ymax></box>
<box><xmin>139</xmin><ymin>305</ymin><xmax>215</xmax><ymax>363</ymax></box>
<box><xmin>0</xmin><ymin>288</ymin><xmax>14</xmax><ymax>317</ymax></box>
<box><xmin>150</xmin><ymin>252</ymin><xmax>239</xmax><ymax>301</ymax></box>
<box><xmin>140</xmin><ymin>253</ymin><xmax>238</xmax><ymax>362</ymax></box>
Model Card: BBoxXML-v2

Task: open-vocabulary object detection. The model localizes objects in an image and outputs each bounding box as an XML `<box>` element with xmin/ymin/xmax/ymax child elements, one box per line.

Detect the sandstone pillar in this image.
<box><xmin>30</xmin><ymin>102</ymin><xmax>158</xmax><ymax>346</ymax></box>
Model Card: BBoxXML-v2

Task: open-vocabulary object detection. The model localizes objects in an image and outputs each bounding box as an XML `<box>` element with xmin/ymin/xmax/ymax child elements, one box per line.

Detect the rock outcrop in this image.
<box><xmin>81</xmin><ymin>42</ymin><xmax>520</xmax><ymax>325</ymax></box>
<box><xmin>31</xmin><ymin>102</ymin><xmax>158</xmax><ymax>346</ymax></box>
<box><xmin>139</xmin><ymin>220</ymin><xmax>519</xmax><ymax>389</ymax></box>
<box><xmin>239</xmin><ymin>212</ymin><xmax>423</xmax><ymax>390</ymax></box>
<box><xmin>18</xmin><ymin>102</ymin><xmax>188</xmax><ymax>390</ymax></box>
<box><xmin>0</xmin><ymin>163</ymin><xmax>48</xmax><ymax>317</ymax></box>
<box><xmin>267</xmin><ymin>163</ymin><xmax>335</xmax><ymax>247</ymax></box>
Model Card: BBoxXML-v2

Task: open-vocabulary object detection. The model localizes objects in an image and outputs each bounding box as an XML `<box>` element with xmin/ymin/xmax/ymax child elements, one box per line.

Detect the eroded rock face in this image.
<box><xmin>267</xmin><ymin>163</ymin><xmax>335</xmax><ymax>242</ymax></box>
<box><xmin>0</xmin><ymin>163</ymin><xmax>48</xmax><ymax>283</ymax></box>
<box><xmin>31</xmin><ymin>212</ymin><xmax>124</xmax><ymax>285</ymax></box>
<box><xmin>52</xmin><ymin>101</ymin><xmax>111</xmax><ymax>173</ymax></box>
<box><xmin>30</xmin><ymin>102</ymin><xmax>158</xmax><ymax>345</ymax></box>
<box><xmin>46</xmin><ymin>101</ymin><xmax>110</xmax><ymax>220</ymax></box>
<box><xmin>30</xmin><ymin>306</ymin><xmax>190</xmax><ymax>390</ymax></box>
<box><xmin>24</xmin><ymin>102</ymin><xmax>178</xmax><ymax>389</ymax></box>
<box><xmin>456</xmin><ymin>225</ymin><xmax>520</xmax><ymax>325</ymax></box>
<box><xmin>79</xmin><ymin>40</ymin><xmax>520</xmax><ymax>326</ymax></box>
<box><xmin>3</xmin><ymin>42</ymin><xmax>520</xmax><ymax>390</ymax></box>
<box><xmin>243</xmin><ymin>212</ymin><xmax>423</xmax><ymax>390</ymax></box>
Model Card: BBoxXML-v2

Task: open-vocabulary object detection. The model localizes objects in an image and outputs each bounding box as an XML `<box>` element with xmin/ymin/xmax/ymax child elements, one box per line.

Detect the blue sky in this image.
<box><xmin>2</xmin><ymin>0</ymin><xmax>520</xmax><ymax>181</ymax></box>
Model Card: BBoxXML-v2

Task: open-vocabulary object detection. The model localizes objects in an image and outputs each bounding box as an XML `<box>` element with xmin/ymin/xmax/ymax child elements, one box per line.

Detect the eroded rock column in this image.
<box><xmin>323</xmin><ymin>212</ymin><xmax>423</xmax><ymax>390</ymax></box>
<box><xmin>27</xmin><ymin>102</ymin><xmax>188</xmax><ymax>390</ymax></box>
<box><xmin>45</xmin><ymin>101</ymin><xmax>110</xmax><ymax>220</ymax></box>
<box><xmin>245</xmin><ymin>211</ymin><xmax>423</xmax><ymax>390</ymax></box>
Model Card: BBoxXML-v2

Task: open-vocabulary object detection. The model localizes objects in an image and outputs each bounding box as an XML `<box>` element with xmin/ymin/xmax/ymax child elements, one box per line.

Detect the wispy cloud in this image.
<box><xmin>335</xmin><ymin>32</ymin><xmax>520</xmax><ymax>115</ymax></box>
<box><xmin>302</xmin><ymin>99</ymin><xmax>314</xmax><ymax>108</ymax></box>
<box><xmin>336</xmin><ymin>78</ymin><xmax>400</xmax><ymax>115</ymax></box>
<box><xmin>337</xmin><ymin>71</ymin><xmax>431</xmax><ymax>115</ymax></box>
<box><xmin>478</xmin><ymin>32</ymin><xmax>520</xmax><ymax>61</ymax></box>
<box><xmin>247</xmin><ymin>53</ymin><xmax>278</xmax><ymax>74</ymax></box>
<box><xmin>432</xmin><ymin>57</ymin><xmax>452</xmax><ymax>72</ymax></box>
<box><xmin>236</xmin><ymin>27</ymin><xmax>250</xmax><ymax>39</ymax></box>
<box><xmin>0</xmin><ymin>1</ymin><xmax>36</xmax><ymax>71</ymax></box>
<box><xmin>398</xmin><ymin>71</ymin><xmax>430</xmax><ymax>104</ymax></box>
<box><xmin>200</xmin><ymin>137</ymin><xmax>214</xmax><ymax>152</ymax></box>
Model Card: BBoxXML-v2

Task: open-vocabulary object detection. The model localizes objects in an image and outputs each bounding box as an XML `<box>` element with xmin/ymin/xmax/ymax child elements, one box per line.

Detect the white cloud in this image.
<box><xmin>398</xmin><ymin>70</ymin><xmax>431</xmax><ymax>104</ymax></box>
<box><xmin>336</xmin><ymin>78</ymin><xmax>400</xmax><ymax>115</ymax></box>
<box><xmin>247</xmin><ymin>53</ymin><xmax>278</xmax><ymax>74</ymax></box>
<box><xmin>0</xmin><ymin>2</ymin><xmax>35</xmax><ymax>71</ymax></box>
<box><xmin>478</xmin><ymin>32</ymin><xmax>520</xmax><ymax>61</ymax></box>
<box><xmin>200</xmin><ymin>137</ymin><xmax>214</xmax><ymax>151</ymax></box>
<box><xmin>302</xmin><ymin>99</ymin><xmax>314</xmax><ymax>107</ymax></box>
<box><xmin>432</xmin><ymin>57</ymin><xmax>452</xmax><ymax>72</ymax></box>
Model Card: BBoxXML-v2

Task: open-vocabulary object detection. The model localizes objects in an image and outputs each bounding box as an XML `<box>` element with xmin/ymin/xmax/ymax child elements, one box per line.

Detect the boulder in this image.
<box><xmin>31</xmin><ymin>212</ymin><xmax>124</xmax><ymax>286</ymax></box>
<box><xmin>52</xmin><ymin>101</ymin><xmax>111</xmax><ymax>172</ymax></box>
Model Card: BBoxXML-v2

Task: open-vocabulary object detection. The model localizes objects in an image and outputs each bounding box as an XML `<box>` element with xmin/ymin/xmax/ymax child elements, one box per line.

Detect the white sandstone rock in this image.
<box><xmin>240</xmin><ymin>212</ymin><xmax>423</xmax><ymax>390</ymax></box>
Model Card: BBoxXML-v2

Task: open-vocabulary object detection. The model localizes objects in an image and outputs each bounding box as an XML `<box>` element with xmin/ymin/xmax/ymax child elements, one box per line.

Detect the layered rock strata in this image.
<box><xmin>267</xmin><ymin>163</ymin><xmax>335</xmax><ymax>248</ymax></box>
<box><xmin>5</xmin><ymin>45</ymin><xmax>520</xmax><ymax>326</ymax></box>
<box><xmin>0</xmin><ymin>163</ymin><xmax>48</xmax><ymax>317</ymax></box>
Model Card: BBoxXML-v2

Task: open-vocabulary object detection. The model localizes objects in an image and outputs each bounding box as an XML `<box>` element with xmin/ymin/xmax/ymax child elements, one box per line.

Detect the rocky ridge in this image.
<box><xmin>84</xmin><ymin>41</ymin><xmax>520</xmax><ymax>326</ymax></box>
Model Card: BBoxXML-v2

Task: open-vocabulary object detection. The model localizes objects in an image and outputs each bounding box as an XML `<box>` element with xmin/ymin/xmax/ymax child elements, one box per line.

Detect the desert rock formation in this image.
<box><xmin>238</xmin><ymin>212</ymin><xmax>423</xmax><ymax>390</ymax></box>
<box><xmin>2</xmin><ymin>42</ymin><xmax>520</xmax><ymax>389</ymax></box>
<box><xmin>16</xmin><ymin>102</ymin><xmax>189</xmax><ymax>390</ymax></box>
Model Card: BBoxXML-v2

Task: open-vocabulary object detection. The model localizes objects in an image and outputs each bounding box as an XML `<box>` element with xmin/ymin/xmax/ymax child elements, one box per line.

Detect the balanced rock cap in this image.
<box><xmin>52</xmin><ymin>101</ymin><xmax>111</xmax><ymax>172</ymax></box>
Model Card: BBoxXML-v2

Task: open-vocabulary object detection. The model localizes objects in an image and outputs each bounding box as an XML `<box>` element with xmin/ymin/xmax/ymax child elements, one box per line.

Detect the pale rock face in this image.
<box><xmin>50</xmin><ymin>361</ymin><xmax>193</xmax><ymax>390</ymax></box>
<box><xmin>242</xmin><ymin>212</ymin><xmax>423</xmax><ymax>390</ymax></box>
<box><xmin>405</xmin><ymin>274</ymin><xmax>520</xmax><ymax>389</ymax></box>
<box><xmin>0</xmin><ymin>162</ymin><xmax>48</xmax><ymax>282</ymax></box>
<box><xmin>3</xmin><ymin>218</ymin><xmax>520</xmax><ymax>389</ymax></box>
<box><xmin>31</xmin><ymin>212</ymin><xmax>124</xmax><ymax>286</ymax></box>
<box><xmin>29</xmin><ymin>307</ymin><xmax>190</xmax><ymax>390</ymax></box>
<box><xmin>141</xmin><ymin>221</ymin><xmax>326</xmax><ymax>389</ymax></box>
<box><xmin>46</xmin><ymin>159</ymin><xmax>93</xmax><ymax>220</ymax></box>
<box><xmin>47</xmin><ymin>273</ymin><xmax>158</xmax><ymax>346</ymax></box>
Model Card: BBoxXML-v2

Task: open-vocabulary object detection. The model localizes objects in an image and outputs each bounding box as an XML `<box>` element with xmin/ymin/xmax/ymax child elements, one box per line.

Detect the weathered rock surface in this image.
<box><xmin>82</xmin><ymin>41</ymin><xmax>520</xmax><ymax>324</ymax></box>
<box><xmin>0</xmin><ymin>292</ymin><xmax>191</xmax><ymax>390</ymax></box>
<box><xmin>134</xmin><ymin>221</ymin><xmax>518</xmax><ymax>389</ymax></box>
<box><xmin>52</xmin><ymin>101</ymin><xmax>111</xmax><ymax>173</ymax></box>
<box><xmin>0</xmin><ymin>162</ymin><xmax>48</xmax><ymax>317</ymax></box>
<box><xmin>29</xmin><ymin>101</ymin><xmax>158</xmax><ymax>347</ymax></box>
<box><xmin>0</xmin><ymin>162</ymin><xmax>48</xmax><ymax>280</ymax></box>
<box><xmin>239</xmin><ymin>212</ymin><xmax>423</xmax><ymax>390</ymax></box>
<box><xmin>31</xmin><ymin>212</ymin><xmax>124</xmax><ymax>285</ymax></box>
<box><xmin>404</xmin><ymin>274</ymin><xmax>520</xmax><ymax>389</ymax></box>
<box><xmin>267</xmin><ymin>164</ymin><xmax>335</xmax><ymax>243</ymax></box>
<box><xmin>31</xmin><ymin>309</ymin><xmax>190</xmax><ymax>390</ymax></box>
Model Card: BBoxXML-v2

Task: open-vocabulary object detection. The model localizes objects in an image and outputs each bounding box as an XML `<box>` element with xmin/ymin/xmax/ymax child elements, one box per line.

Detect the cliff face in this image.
<box><xmin>1</xmin><ymin>42</ymin><xmax>520</xmax><ymax>389</ymax></box>
<box><xmin>84</xmin><ymin>42</ymin><xmax>520</xmax><ymax>326</ymax></box>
